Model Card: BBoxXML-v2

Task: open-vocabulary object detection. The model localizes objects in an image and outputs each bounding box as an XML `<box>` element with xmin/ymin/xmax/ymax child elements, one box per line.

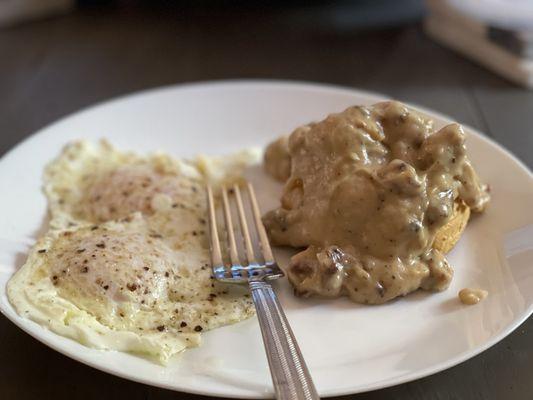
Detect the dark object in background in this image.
<box><xmin>281</xmin><ymin>0</ymin><xmax>425</xmax><ymax>31</ymax></box>
<box><xmin>80</xmin><ymin>0</ymin><xmax>425</xmax><ymax>31</ymax></box>
<box><xmin>489</xmin><ymin>27</ymin><xmax>533</xmax><ymax>59</ymax></box>
<box><xmin>1</xmin><ymin>0</ymin><xmax>424</xmax><ymax>32</ymax></box>
<box><xmin>78</xmin><ymin>0</ymin><xmax>114</xmax><ymax>5</ymax></box>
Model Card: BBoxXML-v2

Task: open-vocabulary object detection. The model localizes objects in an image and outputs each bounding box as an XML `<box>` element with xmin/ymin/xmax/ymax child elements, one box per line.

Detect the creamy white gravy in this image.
<box><xmin>459</xmin><ymin>288</ymin><xmax>488</xmax><ymax>305</ymax></box>
<box><xmin>263</xmin><ymin>101</ymin><xmax>490</xmax><ymax>304</ymax></box>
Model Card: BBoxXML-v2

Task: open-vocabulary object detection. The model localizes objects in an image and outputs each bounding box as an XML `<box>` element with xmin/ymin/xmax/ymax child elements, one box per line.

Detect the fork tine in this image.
<box><xmin>233</xmin><ymin>184</ymin><xmax>257</xmax><ymax>267</ymax></box>
<box><xmin>206</xmin><ymin>184</ymin><xmax>224</xmax><ymax>269</ymax></box>
<box><xmin>246</xmin><ymin>182</ymin><xmax>275</xmax><ymax>264</ymax></box>
<box><xmin>221</xmin><ymin>186</ymin><xmax>240</xmax><ymax>266</ymax></box>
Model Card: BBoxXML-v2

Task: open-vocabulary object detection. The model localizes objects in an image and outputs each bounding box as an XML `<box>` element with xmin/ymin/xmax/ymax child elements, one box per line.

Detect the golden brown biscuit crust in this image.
<box><xmin>433</xmin><ymin>200</ymin><xmax>471</xmax><ymax>254</ymax></box>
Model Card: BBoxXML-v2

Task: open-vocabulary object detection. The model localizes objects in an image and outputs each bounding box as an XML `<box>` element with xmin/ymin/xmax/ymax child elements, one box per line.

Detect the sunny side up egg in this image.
<box><xmin>7</xmin><ymin>140</ymin><xmax>260</xmax><ymax>363</ymax></box>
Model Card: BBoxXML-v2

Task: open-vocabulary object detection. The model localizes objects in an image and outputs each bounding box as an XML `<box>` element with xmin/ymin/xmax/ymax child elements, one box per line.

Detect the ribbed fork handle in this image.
<box><xmin>249</xmin><ymin>280</ymin><xmax>320</xmax><ymax>400</ymax></box>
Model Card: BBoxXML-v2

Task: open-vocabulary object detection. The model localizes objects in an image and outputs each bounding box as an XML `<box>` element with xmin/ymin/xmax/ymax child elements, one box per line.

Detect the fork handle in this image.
<box><xmin>250</xmin><ymin>280</ymin><xmax>320</xmax><ymax>400</ymax></box>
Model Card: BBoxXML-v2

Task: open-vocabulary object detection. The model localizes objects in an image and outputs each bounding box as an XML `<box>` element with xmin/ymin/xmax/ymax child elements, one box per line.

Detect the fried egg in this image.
<box><xmin>8</xmin><ymin>140</ymin><xmax>260</xmax><ymax>363</ymax></box>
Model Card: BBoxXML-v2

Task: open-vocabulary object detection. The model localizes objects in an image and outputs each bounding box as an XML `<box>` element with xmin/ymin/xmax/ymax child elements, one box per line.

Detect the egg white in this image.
<box><xmin>8</xmin><ymin>140</ymin><xmax>261</xmax><ymax>363</ymax></box>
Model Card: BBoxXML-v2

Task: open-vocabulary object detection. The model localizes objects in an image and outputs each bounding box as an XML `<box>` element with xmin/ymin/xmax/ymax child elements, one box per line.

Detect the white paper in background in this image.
<box><xmin>449</xmin><ymin>0</ymin><xmax>533</xmax><ymax>30</ymax></box>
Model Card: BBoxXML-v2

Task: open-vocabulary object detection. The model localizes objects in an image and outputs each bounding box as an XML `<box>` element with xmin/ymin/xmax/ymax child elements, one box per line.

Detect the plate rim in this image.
<box><xmin>0</xmin><ymin>79</ymin><xmax>531</xmax><ymax>398</ymax></box>
<box><xmin>2</xmin><ymin>79</ymin><xmax>531</xmax><ymax>180</ymax></box>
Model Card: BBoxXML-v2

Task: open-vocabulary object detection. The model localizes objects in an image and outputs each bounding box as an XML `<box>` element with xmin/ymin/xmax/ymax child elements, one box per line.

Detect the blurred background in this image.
<box><xmin>0</xmin><ymin>1</ymin><xmax>532</xmax><ymax>400</ymax></box>
<box><xmin>1</xmin><ymin>0</ymin><xmax>532</xmax><ymax>167</ymax></box>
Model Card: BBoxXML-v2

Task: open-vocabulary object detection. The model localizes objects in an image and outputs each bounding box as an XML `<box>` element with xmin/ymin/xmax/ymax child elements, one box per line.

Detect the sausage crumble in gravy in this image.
<box><xmin>263</xmin><ymin>101</ymin><xmax>490</xmax><ymax>304</ymax></box>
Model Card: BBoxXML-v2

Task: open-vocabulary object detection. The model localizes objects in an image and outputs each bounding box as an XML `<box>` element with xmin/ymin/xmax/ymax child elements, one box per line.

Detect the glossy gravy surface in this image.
<box><xmin>459</xmin><ymin>288</ymin><xmax>488</xmax><ymax>305</ymax></box>
<box><xmin>263</xmin><ymin>101</ymin><xmax>489</xmax><ymax>304</ymax></box>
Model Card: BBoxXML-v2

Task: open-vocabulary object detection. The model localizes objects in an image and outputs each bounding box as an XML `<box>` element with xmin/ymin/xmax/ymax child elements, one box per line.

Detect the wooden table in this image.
<box><xmin>0</xmin><ymin>5</ymin><xmax>531</xmax><ymax>400</ymax></box>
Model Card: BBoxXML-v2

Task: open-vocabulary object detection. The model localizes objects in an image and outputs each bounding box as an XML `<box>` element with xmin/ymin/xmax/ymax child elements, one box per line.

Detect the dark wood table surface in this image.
<box><xmin>0</xmin><ymin>5</ymin><xmax>531</xmax><ymax>400</ymax></box>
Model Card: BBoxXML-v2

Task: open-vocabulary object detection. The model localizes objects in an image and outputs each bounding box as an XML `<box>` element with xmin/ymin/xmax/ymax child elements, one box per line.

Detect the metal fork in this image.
<box><xmin>206</xmin><ymin>182</ymin><xmax>320</xmax><ymax>400</ymax></box>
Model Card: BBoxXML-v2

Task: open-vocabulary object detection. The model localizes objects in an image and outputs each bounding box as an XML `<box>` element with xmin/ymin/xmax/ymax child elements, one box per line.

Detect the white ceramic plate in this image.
<box><xmin>0</xmin><ymin>81</ymin><xmax>532</xmax><ymax>398</ymax></box>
